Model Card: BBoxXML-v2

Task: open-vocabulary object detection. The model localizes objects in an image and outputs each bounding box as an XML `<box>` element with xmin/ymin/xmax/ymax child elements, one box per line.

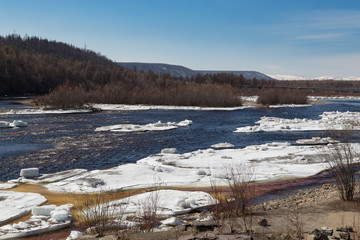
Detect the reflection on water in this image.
<box><xmin>0</xmin><ymin>98</ymin><xmax>359</xmax><ymax>181</ymax></box>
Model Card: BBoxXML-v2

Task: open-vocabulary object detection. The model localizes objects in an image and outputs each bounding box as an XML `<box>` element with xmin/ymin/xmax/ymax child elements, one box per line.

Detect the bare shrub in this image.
<box><xmin>209</xmin><ymin>164</ymin><xmax>254</xmax><ymax>233</ymax></box>
<box><xmin>210</xmin><ymin>179</ymin><xmax>233</xmax><ymax>233</ymax></box>
<box><xmin>34</xmin><ymin>81</ymin><xmax>91</xmax><ymax>109</ymax></box>
<box><xmin>137</xmin><ymin>190</ymin><xmax>160</xmax><ymax>232</ymax></box>
<box><xmin>285</xmin><ymin>207</ymin><xmax>304</xmax><ymax>239</ymax></box>
<box><xmin>257</xmin><ymin>89</ymin><xmax>308</xmax><ymax>105</ymax></box>
<box><xmin>35</xmin><ymin>81</ymin><xmax>242</xmax><ymax>109</ymax></box>
<box><xmin>322</xmin><ymin>130</ymin><xmax>357</xmax><ymax>201</ymax></box>
<box><xmin>72</xmin><ymin>192</ymin><xmax>128</xmax><ymax>237</ymax></box>
<box><xmin>225</xmin><ymin>164</ymin><xmax>255</xmax><ymax>232</ymax></box>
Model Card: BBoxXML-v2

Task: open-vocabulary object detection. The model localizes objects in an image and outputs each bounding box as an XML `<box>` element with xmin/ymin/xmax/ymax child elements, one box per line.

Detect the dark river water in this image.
<box><xmin>1</xmin><ymin>98</ymin><xmax>360</xmax><ymax>181</ymax></box>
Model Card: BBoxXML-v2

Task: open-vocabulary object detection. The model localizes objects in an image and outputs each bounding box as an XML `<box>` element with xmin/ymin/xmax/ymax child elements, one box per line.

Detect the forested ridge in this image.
<box><xmin>1</xmin><ymin>34</ymin><xmax>359</xmax><ymax>108</ymax></box>
<box><xmin>0</xmin><ymin>35</ymin><xmax>242</xmax><ymax>107</ymax></box>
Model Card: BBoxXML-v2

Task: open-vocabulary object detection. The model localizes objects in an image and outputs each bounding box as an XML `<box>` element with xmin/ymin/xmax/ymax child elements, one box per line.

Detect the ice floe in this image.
<box><xmin>0</xmin><ymin>191</ymin><xmax>47</xmax><ymax>225</ymax></box>
<box><xmin>107</xmin><ymin>190</ymin><xmax>216</xmax><ymax>217</ymax></box>
<box><xmin>234</xmin><ymin>111</ymin><xmax>360</xmax><ymax>133</ymax></box>
<box><xmin>0</xmin><ymin>183</ymin><xmax>17</xmax><ymax>190</ymax></box>
<box><xmin>211</xmin><ymin>142</ymin><xmax>234</xmax><ymax>149</ymax></box>
<box><xmin>296</xmin><ymin>137</ymin><xmax>339</xmax><ymax>145</ymax></box>
<box><xmin>95</xmin><ymin>120</ymin><xmax>192</xmax><ymax>132</ymax></box>
<box><xmin>10</xmin><ymin>169</ymin><xmax>88</xmax><ymax>184</ymax></box>
<box><xmin>41</xmin><ymin>140</ymin><xmax>355</xmax><ymax>193</ymax></box>
<box><xmin>0</xmin><ymin>204</ymin><xmax>72</xmax><ymax>240</ymax></box>
<box><xmin>0</xmin><ymin>120</ymin><xmax>28</xmax><ymax>128</ymax></box>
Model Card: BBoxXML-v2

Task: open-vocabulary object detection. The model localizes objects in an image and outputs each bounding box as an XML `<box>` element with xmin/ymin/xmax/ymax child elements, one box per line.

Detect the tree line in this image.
<box><xmin>1</xmin><ymin>34</ymin><xmax>359</xmax><ymax>108</ymax></box>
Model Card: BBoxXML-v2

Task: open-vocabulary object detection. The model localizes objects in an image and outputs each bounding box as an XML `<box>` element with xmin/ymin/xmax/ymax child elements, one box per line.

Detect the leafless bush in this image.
<box><xmin>225</xmin><ymin>164</ymin><xmax>255</xmax><ymax>232</ymax></box>
<box><xmin>137</xmin><ymin>190</ymin><xmax>160</xmax><ymax>232</ymax></box>
<box><xmin>209</xmin><ymin>164</ymin><xmax>254</xmax><ymax>233</ymax></box>
<box><xmin>34</xmin><ymin>81</ymin><xmax>91</xmax><ymax>109</ymax></box>
<box><xmin>257</xmin><ymin>89</ymin><xmax>308</xmax><ymax>105</ymax></box>
<box><xmin>72</xmin><ymin>192</ymin><xmax>128</xmax><ymax>237</ymax></box>
<box><xmin>285</xmin><ymin>207</ymin><xmax>304</xmax><ymax>239</ymax></box>
<box><xmin>210</xmin><ymin>179</ymin><xmax>233</xmax><ymax>233</ymax></box>
<box><xmin>323</xmin><ymin>137</ymin><xmax>357</xmax><ymax>201</ymax></box>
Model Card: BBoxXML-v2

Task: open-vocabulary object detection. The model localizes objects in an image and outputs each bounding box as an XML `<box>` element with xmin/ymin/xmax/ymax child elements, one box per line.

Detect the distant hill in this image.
<box><xmin>117</xmin><ymin>62</ymin><xmax>274</xmax><ymax>80</ymax></box>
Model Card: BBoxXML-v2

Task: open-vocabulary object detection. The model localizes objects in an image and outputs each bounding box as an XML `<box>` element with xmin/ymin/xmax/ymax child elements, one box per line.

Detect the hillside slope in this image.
<box><xmin>117</xmin><ymin>62</ymin><xmax>274</xmax><ymax>80</ymax></box>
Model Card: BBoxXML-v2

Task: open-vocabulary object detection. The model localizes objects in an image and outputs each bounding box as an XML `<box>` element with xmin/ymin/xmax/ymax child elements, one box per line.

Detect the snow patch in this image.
<box><xmin>0</xmin><ymin>191</ymin><xmax>47</xmax><ymax>225</ymax></box>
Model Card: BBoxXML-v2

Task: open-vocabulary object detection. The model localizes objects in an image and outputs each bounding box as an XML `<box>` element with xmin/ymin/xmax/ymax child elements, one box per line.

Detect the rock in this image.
<box><xmin>339</xmin><ymin>232</ymin><xmax>350</xmax><ymax>240</ymax></box>
<box><xmin>195</xmin><ymin>170</ymin><xmax>208</xmax><ymax>175</ymax></box>
<box><xmin>336</xmin><ymin>227</ymin><xmax>347</xmax><ymax>232</ymax></box>
<box><xmin>20</xmin><ymin>168</ymin><xmax>39</xmax><ymax>178</ymax></box>
<box><xmin>178</xmin><ymin>235</ymin><xmax>196</xmax><ymax>240</ymax></box>
<box><xmin>99</xmin><ymin>235</ymin><xmax>119</xmax><ymax>240</ymax></box>
<box><xmin>321</xmin><ymin>227</ymin><xmax>333</xmax><ymax>236</ymax></box>
<box><xmin>218</xmin><ymin>234</ymin><xmax>252</xmax><ymax>240</ymax></box>
<box><xmin>258</xmin><ymin>218</ymin><xmax>269</xmax><ymax>227</ymax></box>
<box><xmin>220</xmin><ymin>222</ymin><xmax>232</xmax><ymax>234</ymax></box>
<box><xmin>161</xmin><ymin>148</ymin><xmax>177</xmax><ymax>154</ymax></box>
<box><xmin>346</xmin><ymin>226</ymin><xmax>353</xmax><ymax>232</ymax></box>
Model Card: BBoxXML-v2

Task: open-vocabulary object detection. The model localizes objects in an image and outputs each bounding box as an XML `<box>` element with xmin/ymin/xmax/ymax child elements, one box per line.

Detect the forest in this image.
<box><xmin>1</xmin><ymin>34</ymin><xmax>359</xmax><ymax>108</ymax></box>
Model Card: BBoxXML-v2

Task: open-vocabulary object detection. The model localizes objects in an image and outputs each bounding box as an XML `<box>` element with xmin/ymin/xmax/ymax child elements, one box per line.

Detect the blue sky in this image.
<box><xmin>1</xmin><ymin>0</ymin><xmax>360</xmax><ymax>78</ymax></box>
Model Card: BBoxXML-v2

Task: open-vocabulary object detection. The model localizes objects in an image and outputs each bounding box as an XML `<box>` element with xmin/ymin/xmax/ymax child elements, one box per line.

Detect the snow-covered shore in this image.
<box><xmin>26</xmin><ymin>140</ymin><xmax>355</xmax><ymax>194</ymax></box>
<box><xmin>0</xmin><ymin>108</ymin><xmax>92</xmax><ymax>115</ymax></box>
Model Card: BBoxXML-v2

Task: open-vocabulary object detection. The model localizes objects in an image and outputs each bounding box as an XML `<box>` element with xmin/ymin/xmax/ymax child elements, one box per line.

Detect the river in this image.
<box><xmin>0</xmin><ymin>98</ymin><xmax>359</xmax><ymax>181</ymax></box>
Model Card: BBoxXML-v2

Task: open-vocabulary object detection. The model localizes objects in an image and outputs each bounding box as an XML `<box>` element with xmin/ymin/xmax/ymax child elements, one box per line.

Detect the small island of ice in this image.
<box><xmin>95</xmin><ymin>119</ymin><xmax>192</xmax><ymax>132</ymax></box>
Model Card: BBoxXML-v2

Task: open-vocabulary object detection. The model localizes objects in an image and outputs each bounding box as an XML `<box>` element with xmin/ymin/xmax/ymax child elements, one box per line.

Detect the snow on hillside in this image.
<box><xmin>269</xmin><ymin>74</ymin><xmax>360</xmax><ymax>81</ymax></box>
<box><xmin>268</xmin><ymin>74</ymin><xmax>305</xmax><ymax>80</ymax></box>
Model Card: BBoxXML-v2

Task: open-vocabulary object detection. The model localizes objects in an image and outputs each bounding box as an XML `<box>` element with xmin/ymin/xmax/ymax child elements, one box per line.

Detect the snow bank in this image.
<box><xmin>0</xmin><ymin>108</ymin><xmax>91</xmax><ymax>115</ymax></box>
<box><xmin>93</xmin><ymin>104</ymin><xmax>246</xmax><ymax>111</ymax></box>
<box><xmin>0</xmin><ymin>191</ymin><xmax>47</xmax><ymax>225</ymax></box>
<box><xmin>108</xmin><ymin>190</ymin><xmax>217</xmax><ymax>217</ymax></box>
<box><xmin>43</xmin><ymin>140</ymin><xmax>352</xmax><ymax>193</ymax></box>
<box><xmin>234</xmin><ymin>111</ymin><xmax>360</xmax><ymax>133</ymax></box>
<box><xmin>95</xmin><ymin>120</ymin><xmax>192</xmax><ymax>132</ymax></box>
<box><xmin>0</xmin><ymin>120</ymin><xmax>28</xmax><ymax>128</ymax></box>
<box><xmin>0</xmin><ymin>204</ymin><xmax>72</xmax><ymax>240</ymax></box>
